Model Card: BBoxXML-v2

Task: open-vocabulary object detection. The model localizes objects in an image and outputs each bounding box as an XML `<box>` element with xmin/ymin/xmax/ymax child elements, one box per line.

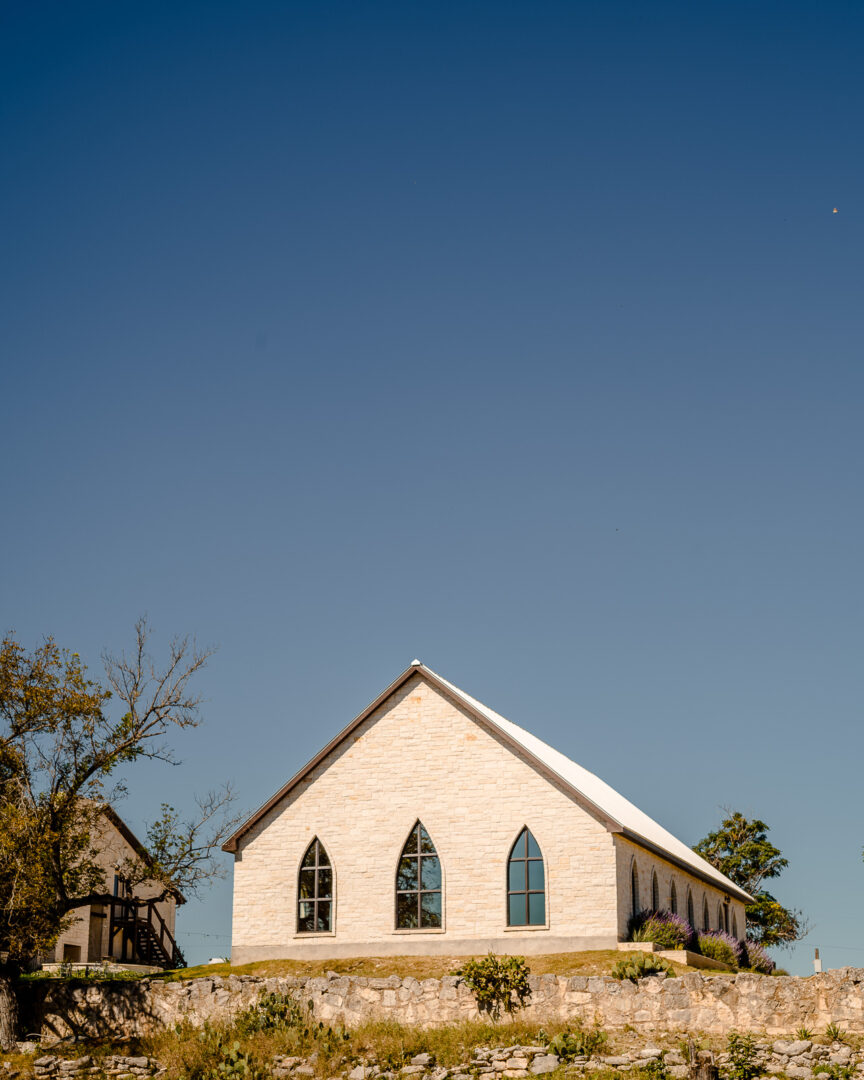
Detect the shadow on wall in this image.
<box><xmin>21</xmin><ymin>980</ymin><xmax>159</xmax><ymax>1044</ymax></box>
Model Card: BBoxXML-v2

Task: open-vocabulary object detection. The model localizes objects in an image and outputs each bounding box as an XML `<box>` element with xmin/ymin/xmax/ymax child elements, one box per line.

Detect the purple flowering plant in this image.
<box><xmin>628</xmin><ymin>908</ymin><xmax>697</xmax><ymax>950</ymax></box>
<box><xmin>698</xmin><ymin>929</ymin><xmax>744</xmax><ymax>967</ymax></box>
<box><xmin>742</xmin><ymin>940</ymin><xmax>775</xmax><ymax>974</ymax></box>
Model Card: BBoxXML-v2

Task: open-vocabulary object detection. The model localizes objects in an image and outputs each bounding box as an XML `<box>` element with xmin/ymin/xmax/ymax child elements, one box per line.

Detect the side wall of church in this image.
<box><xmin>231</xmin><ymin>674</ymin><xmax>621</xmax><ymax>961</ymax></box>
<box><xmin>613</xmin><ymin>836</ymin><xmax>748</xmax><ymax>943</ymax></box>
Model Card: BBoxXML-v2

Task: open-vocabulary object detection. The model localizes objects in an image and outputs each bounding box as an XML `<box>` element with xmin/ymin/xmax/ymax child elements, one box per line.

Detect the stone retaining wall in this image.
<box><xmin>22</xmin><ymin>969</ymin><xmax>864</xmax><ymax>1044</ymax></box>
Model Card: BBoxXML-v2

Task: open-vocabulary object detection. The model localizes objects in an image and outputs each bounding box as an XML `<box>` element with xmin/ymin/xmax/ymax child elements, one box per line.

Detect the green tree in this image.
<box><xmin>0</xmin><ymin>620</ymin><xmax>240</xmax><ymax>1049</ymax></box>
<box><xmin>694</xmin><ymin>810</ymin><xmax>804</xmax><ymax>948</ymax></box>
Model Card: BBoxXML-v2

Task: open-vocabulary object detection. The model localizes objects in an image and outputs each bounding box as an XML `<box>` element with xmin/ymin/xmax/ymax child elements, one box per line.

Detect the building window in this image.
<box><xmin>297</xmin><ymin>838</ymin><xmax>332</xmax><ymax>932</ymax></box>
<box><xmin>702</xmin><ymin>898</ymin><xmax>710</xmax><ymax>931</ymax></box>
<box><xmin>631</xmin><ymin>862</ymin><xmax>640</xmax><ymax>917</ymax></box>
<box><xmin>718</xmin><ymin>903</ymin><xmax>724</xmax><ymax>931</ymax></box>
<box><xmin>732</xmin><ymin>913</ymin><xmax>738</xmax><ymax>939</ymax></box>
<box><xmin>686</xmin><ymin>889</ymin><xmax>694</xmax><ymax>927</ymax></box>
<box><xmin>396</xmin><ymin>822</ymin><xmax>442</xmax><ymax>928</ymax></box>
<box><xmin>507</xmin><ymin>828</ymin><xmax>546</xmax><ymax>926</ymax></box>
<box><xmin>651</xmin><ymin>871</ymin><xmax>659</xmax><ymax>910</ymax></box>
<box><xmin>670</xmin><ymin>881</ymin><xmax>678</xmax><ymax>915</ymax></box>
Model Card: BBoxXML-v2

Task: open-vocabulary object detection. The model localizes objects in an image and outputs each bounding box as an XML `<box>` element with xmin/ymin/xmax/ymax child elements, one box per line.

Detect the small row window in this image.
<box><xmin>631</xmin><ymin>862</ymin><xmax>739</xmax><ymax>939</ymax></box>
<box><xmin>297</xmin><ymin>824</ymin><xmax>546</xmax><ymax>933</ymax></box>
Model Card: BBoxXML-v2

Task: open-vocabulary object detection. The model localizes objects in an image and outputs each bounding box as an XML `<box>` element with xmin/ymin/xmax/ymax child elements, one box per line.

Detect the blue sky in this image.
<box><xmin>2</xmin><ymin>0</ymin><xmax>863</xmax><ymax>973</ymax></box>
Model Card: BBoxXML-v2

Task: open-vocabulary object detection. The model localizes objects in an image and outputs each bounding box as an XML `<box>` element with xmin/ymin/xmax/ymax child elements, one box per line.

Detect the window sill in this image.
<box><xmin>503</xmin><ymin>924</ymin><xmax>549</xmax><ymax>932</ymax></box>
<box><xmin>294</xmin><ymin>931</ymin><xmax>337</xmax><ymax>939</ymax></box>
<box><xmin>392</xmin><ymin>928</ymin><xmax>446</xmax><ymax>934</ymax></box>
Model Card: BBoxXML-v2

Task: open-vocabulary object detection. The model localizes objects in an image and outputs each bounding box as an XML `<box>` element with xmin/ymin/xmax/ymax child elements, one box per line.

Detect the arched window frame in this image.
<box><xmin>732</xmin><ymin>913</ymin><xmax>738</xmax><ymax>940</ymax></box>
<box><xmin>702</xmin><ymin>897</ymin><xmax>710</xmax><ymax>931</ymax></box>
<box><xmin>669</xmin><ymin>880</ymin><xmax>678</xmax><ymax>916</ymax></box>
<box><xmin>651</xmin><ymin>871</ymin><xmax>659</xmax><ymax>911</ymax></box>
<box><xmin>717</xmin><ymin>902</ymin><xmax>724</xmax><ymax>931</ymax></box>
<box><xmin>296</xmin><ymin>837</ymin><xmax>334</xmax><ymax>934</ymax></box>
<box><xmin>686</xmin><ymin>888</ymin><xmax>694</xmax><ymax>927</ymax></box>
<box><xmin>631</xmin><ymin>860</ymin><xmax>641</xmax><ymax>918</ymax></box>
<box><xmin>507</xmin><ymin>827</ymin><xmax>547</xmax><ymax>927</ymax></box>
<box><xmin>395</xmin><ymin>821</ymin><xmax>443</xmax><ymax>930</ymax></box>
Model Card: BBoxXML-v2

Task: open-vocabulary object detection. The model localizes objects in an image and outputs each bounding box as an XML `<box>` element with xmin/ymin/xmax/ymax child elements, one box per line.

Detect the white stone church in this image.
<box><xmin>224</xmin><ymin>663</ymin><xmax>751</xmax><ymax>962</ymax></box>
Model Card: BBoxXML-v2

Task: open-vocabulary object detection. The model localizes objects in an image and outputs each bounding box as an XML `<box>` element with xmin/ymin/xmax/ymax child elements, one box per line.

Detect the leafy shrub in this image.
<box><xmin>453</xmin><ymin>954</ymin><xmax>532</xmax><ymax>1018</ymax></box>
<box><xmin>547</xmin><ymin>1023</ymin><xmax>608</xmax><ymax>1060</ymax></box>
<box><xmin>725</xmin><ymin>1032</ymin><xmax>760</xmax><ymax>1080</ymax></box>
<box><xmin>611</xmin><ymin>952</ymin><xmax>676</xmax><ymax>982</ymax></box>
<box><xmin>697</xmin><ymin>931</ymin><xmax>741</xmax><ymax>968</ymax></box>
<box><xmin>640</xmin><ymin>1059</ymin><xmax>669</xmax><ymax>1080</ymax></box>
<box><xmin>629</xmin><ymin>909</ymin><xmax>697</xmax><ymax>950</ymax></box>
<box><xmin>742</xmin><ymin>941</ymin><xmax>775</xmax><ymax>975</ymax></box>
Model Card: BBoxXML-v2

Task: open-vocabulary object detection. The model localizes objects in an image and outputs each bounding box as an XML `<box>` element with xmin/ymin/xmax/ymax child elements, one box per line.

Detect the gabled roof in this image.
<box><xmin>223</xmin><ymin>662</ymin><xmax>753</xmax><ymax>905</ymax></box>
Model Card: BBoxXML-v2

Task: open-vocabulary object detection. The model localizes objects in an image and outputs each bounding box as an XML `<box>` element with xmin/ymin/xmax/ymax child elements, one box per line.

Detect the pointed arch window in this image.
<box><xmin>507</xmin><ymin>828</ymin><xmax>545</xmax><ymax>925</ymax></box>
<box><xmin>732</xmin><ymin>913</ymin><xmax>738</xmax><ymax>940</ymax></box>
<box><xmin>702</xmin><ymin>897</ymin><xmax>710</xmax><ymax>931</ymax></box>
<box><xmin>297</xmin><ymin>838</ymin><xmax>332</xmax><ymax>933</ymax></box>
<box><xmin>396</xmin><ymin>822</ymin><xmax>442</xmax><ymax>928</ymax></box>
<box><xmin>686</xmin><ymin>888</ymin><xmax>694</xmax><ymax>927</ymax></box>
<box><xmin>651</xmin><ymin>871</ymin><xmax>659</xmax><ymax>910</ymax></box>
<box><xmin>670</xmin><ymin>881</ymin><xmax>678</xmax><ymax>916</ymax></box>
<box><xmin>717</xmin><ymin>903</ymin><xmax>724</xmax><ymax>931</ymax></box>
<box><xmin>631</xmin><ymin>862</ymin><xmax>640</xmax><ymax>917</ymax></box>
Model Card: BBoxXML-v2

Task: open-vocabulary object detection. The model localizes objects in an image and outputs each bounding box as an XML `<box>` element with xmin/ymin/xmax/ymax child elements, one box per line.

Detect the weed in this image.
<box><xmin>825</xmin><ymin>1024</ymin><xmax>847</xmax><ymax>1045</ymax></box>
<box><xmin>639</xmin><ymin>1058</ymin><xmax>669</xmax><ymax>1080</ymax></box>
<box><xmin>796</xmin><ymin>1029</ymin><xmax>814</xmax><ymax>1042</ymax></box>
<box><xmin>453</xmin><ymin>955</ymin><xmax>532</xmax><ymax>1019</ymax></box>
<box><xmin>725</xmin><ymin>1033</ymin><xmax>760</xmax><ymax>1080</ymax></box>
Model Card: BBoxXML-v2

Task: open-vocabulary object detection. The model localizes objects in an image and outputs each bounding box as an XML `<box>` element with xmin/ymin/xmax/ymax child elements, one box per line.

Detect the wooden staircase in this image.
<box><xmin>109</xmin><ymin>897</ymin><xmax>186</xmax><ymax>970</ymax></box>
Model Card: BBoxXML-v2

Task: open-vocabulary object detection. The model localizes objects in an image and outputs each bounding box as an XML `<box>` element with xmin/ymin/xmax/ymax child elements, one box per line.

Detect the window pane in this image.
<box><xmin>525</xmin><ymin>831</ymin><xmax>541</xmax><ymax>859</ymax></box>
<box><xmin>418</xmin><ymin>826</ymin><xmax>436</xmax><ymax>853</ymax></box>
<box><xmin>316</xmin><ymin>844</ymin><xmax>331</xmax><ymax>868</ymax></box>
<box><xmin>508</xmin><ymin>893</ymin><xmax>525</xmax><ymax>926</ymax></box>
<box><xmin>298</xmin><ymin>902</ymin><xmax>315</xmax><ymax>932</ymax></box>
<box><xmin>316</xmin><ymin>901</ymin><xmax>332</xmax><ymax>932</ymax></box>
<box><xmin>298</xmin><ymin>869</ymin><xmax>315</xmax><ymax>899</ymax></box>
<box><xmin>528</xmin><ymin>891</ymin><xmax>545</xmax><ymax>925</ymax></box>
<box><xmin>317</xmin><ymin>868</ymin><xmax>332</xmax><ymax>898</ymax></box>
<box><xmin>397</xmin><ymin>892</ymin><xmax>418</xmax><ymax>929</ymax></box>
<box><xmin>527</xmin><ymin>860</ymin><xmax>545</xmax><ymax>891</ymax></box>
<box><xmin>508</xmin><ymin>860</ymin><xmax>526</xmax><ymax>891</ymax></box>
<box><xmin>420</xmin><ymin>891</ymin><xmax>442</xmax><ymax>927</ymax></box>
<box><xmin>301</xmin><ymin>845</ymin><xmax>316</xmax><ymax>869</ymax></box>
<box><xmin>420</xmin><ymin>856</ymin><xmax>441</xmax><ymax>890</ymax></box>
<box><xmin>397</xmin><ymin>857</ymin><xmax>418</xmax><ymax>891</ymax></box>
<box><xmin>402</xmin><ymin>827</ymin><xmax>419</xmax><ymax>855</ymax></box>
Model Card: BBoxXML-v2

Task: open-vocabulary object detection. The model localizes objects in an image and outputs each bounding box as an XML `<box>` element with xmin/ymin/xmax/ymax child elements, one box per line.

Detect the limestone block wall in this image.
<box><xmin>231</xmin><ymin>675</ymin><xmax>621</xmax><ymax>961</ymax></box>
<box><xmin>25</xmin><ymin>970</ymin><xmax>864</xmax><ymax>1043</ymax></box>
<box><xmin>614</xmin><ymin>837</ymin><xmax>748</xmax><ymax>941</ymax></box>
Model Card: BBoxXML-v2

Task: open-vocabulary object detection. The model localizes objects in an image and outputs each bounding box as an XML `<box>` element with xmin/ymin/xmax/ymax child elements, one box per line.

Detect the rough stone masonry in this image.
<box><xmin>22</xmin><ymin>969</ymin><xmax>864</xmax><ymax>1043</ymax></box>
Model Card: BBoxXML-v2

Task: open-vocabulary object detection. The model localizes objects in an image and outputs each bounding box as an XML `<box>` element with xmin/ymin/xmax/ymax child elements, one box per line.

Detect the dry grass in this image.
<box><xmin>161</xmin><ymin>949</ymin><xmax>718</xmax><ymax>982</ymax></box>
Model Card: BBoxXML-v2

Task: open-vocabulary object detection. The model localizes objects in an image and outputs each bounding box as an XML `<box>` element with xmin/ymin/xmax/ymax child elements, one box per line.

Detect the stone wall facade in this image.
<box><xmin>24</xmin><ymin>969</ymin><xmax>864</xmax><ymax>1043</ymax></box>
<box><xmin>231</xmin><ymin>673</ymin><xmax>744</xmax><ymax>962</ymax></box>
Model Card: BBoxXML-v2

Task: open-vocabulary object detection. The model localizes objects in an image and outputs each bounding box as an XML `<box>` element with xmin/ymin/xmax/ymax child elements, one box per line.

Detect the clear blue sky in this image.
<box><xmin>2</xmin><ymin>0</ymin><xmax>862</xmax><ymax>973</ymax></box>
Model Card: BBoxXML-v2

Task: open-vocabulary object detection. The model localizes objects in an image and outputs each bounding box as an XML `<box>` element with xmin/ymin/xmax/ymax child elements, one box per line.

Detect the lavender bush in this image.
<box><xmin>628</xmin><ymin>909</ymin><xmax>697</xmax><ymax>950</ymax></box>
<box><xmin>742</xmin><ymin>940</ymin><xmax>776</xmax><ymax>974</ymax></box>
<box><xmin>698</xmin><ymin>929</ymin><xmax>744</xmax><ymax>968</ymax></box>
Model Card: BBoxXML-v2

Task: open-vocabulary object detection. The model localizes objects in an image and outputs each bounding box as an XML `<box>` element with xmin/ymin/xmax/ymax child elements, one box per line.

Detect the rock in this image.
<box><xmin>785</xmin><ymin>1069</ymin><xmax>813</xmax><ymax>1080</ymax></box>
<box><xmin>411</xmin><ymin>1056</ymin><xmax>433</xmax><ymax>1067</ymax></box>
<box><xmin>603</xmin><ymin>1059</ymin><xmax>631</xmax><ymax>1067</ymax></box>
<box><xmin>505</xmin><ymin>1061</ymin><xmax>530</xmax><ymax>1071</ymax></box>
<box><xmin>668</xmin><ymin>1068</ymin><xmax>689</xmax><ymax>1079</ymax></box>
<box><xmin>831</xmin><ymin>1052</ymin><xmax>853</xmax><ymax>1065</ymax></box>
<box><xmin>774</xmin><ymin>1044</ymin><xmax>812</xmax><ymax>1058</ymax></box>
<box><xmin>349</xmin><ymin>1068</ymin><xmax>372</xmax><ymax>1080</ymax></box>
<box><xmin>401</xmin><ymin>1069</ymin><xmax>426</xmax><ymax>1076</ymax></box>
<box><xmin>295</xmin><ymin>1068</ymin><xmax>315</xmax><ymax>1077</ymax></box>
<box><xmin>638</xmin><ymin>1051</ymin><xmax>663</xmax><ymax>1060</ymax></box>
<box><xmin>34</xmin><ymin>1059</ymin><xmax>57</xmax><ymax>1070</ymax></box>
<box><xmin>665</xmin><ymin>1054</ymin><xmax>686</xmax><ymax>1066</ymax></box>
<box><xmin>529</xmin><ymin>1056</ymin><xmax>559</xmax><ymax>1075</ymax></box>
<box><xmin>16</xmin><ymin>1042</ymin><xmax>38</xmax><ymax>1054</ymax></box>
<box><xmin>502</xmin><ymin>1072</ymin><xmax>528</xmax><ymax>1078</ymax></box>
